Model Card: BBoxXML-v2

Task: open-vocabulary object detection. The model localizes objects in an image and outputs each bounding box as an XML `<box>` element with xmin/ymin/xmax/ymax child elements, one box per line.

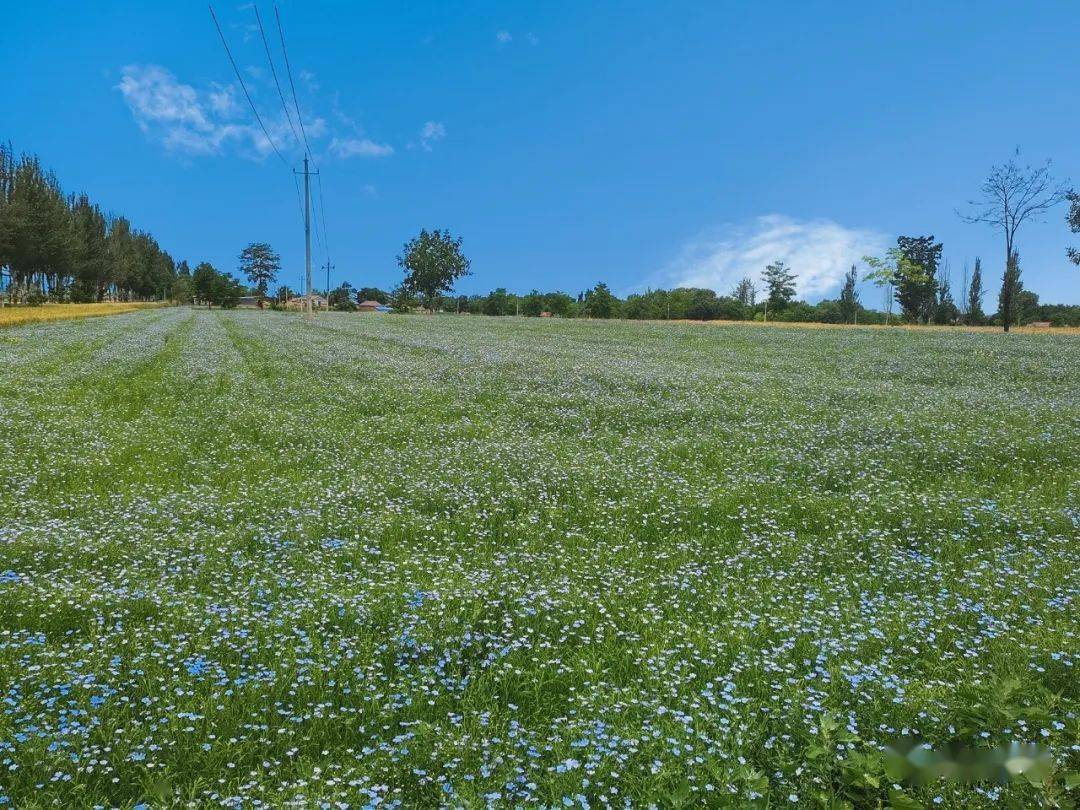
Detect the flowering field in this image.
<box><xmin>0</xmin><ymin>308</ymin><xmax>1077</xmax><ymax>808</ymax></box>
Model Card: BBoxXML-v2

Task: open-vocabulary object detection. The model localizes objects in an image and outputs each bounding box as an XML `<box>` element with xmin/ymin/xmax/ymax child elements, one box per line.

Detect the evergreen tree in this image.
<box><xmin>193</xmin><ymin>262</ymin><xmax>222</xmax><ymax>308</ymax></box>
<box><xmin>0</xmin><ymin>156</ymin><xmax>71</xmax><ymax>300</ymax></box>
<box><xmin>69</xmin><ymin>195</ymin><xmax>108</xmax><ymax>302</ymax></box>
<box><xmin>105</xmin><ymin>217</ymin><xmax>137</xmax><ymax>301</ymax></box>
<box><xmin>0</xmin><ymin>143</ymin><xmax>15</xmax><ymax>297</ymax></box>
<box><xmin>0</xmin><ymin>145</ymin><xmax>175</xmax><ymax>303</ymax></box>
<box><xmin>998</xmin><ymin>250</ymin><xmax>1023</xmax><ymax>332</ymax></box>
<box><xmin>838</xmin><ymin>264</ymin><xmax>859</xmax><ymax>323</ymax></box>
<box><xmin>238</xmin><ymin>242</ymin><xmax>281</xmax><ymax>306</ymax></box>
<box><xmin>967</xmin><ymin>258</ymin><xmax>985</xmax><ymax>325</ymax></box>
<box><xmin>762</xmin><ymin>261</ymin><xmax>797</xmax><ymax>310</ymax></box>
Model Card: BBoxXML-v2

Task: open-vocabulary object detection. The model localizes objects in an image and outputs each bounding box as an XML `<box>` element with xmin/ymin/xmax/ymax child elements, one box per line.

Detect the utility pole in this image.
<box><xmin>324</xmin><ymin>260</ymin><xmax>334</xmax><ymax>309</ymax></box>
<box><xmin>295</xmin><ymin>156</ymin><xmax>318</xmax><ymax>321</ymax></box>
<box><xmin>304</xmin><ymin>156</ymin><xmax>312</xmax><ymax>320</ymax></box>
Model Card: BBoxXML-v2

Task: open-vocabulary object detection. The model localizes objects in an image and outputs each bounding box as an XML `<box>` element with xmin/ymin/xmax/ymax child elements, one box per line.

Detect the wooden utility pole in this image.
<box><xmin>295</xmin><ymin>157</ymin><xmax>318</xmax><ymax>321</ymax></box>
<box><xmin>304</xmin><ymin>157</ymin><xmax>312</xmax><ymax>319</ymax></box>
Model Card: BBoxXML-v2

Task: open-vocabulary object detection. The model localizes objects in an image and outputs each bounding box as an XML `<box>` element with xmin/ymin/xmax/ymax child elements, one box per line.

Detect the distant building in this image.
<box><xmin>358</xmin><ymin>300</ymin><xmax>382</xmax><ymax>312</ymax></box>
<box><xmin>285</xmin><ymin>295</ymin><xmax>327</xmax><ymax>310</ymax></box>
<box><xmin>1029</xmin><ymin>321</ymin><xmax>1052</xmax><ymax>329</ymax></box>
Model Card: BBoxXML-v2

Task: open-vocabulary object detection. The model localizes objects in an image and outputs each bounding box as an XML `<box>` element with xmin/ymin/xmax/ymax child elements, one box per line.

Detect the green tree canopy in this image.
<box><xmin>355</xmin><ymin>286</ymin><xmax>390</xmax><ymax>304</ymax></box>
<box><xmin>967</xmin><ymin>258</ymin><xmax>985</xmax><ymax>325</ymax></box>
<box><xmin>762</xmin><ymin>261</ymin><xmax>797</xmax><ymax>309</ymax></box>
<box><xmin>582</xmin><ymin>282</ymin><xmax>618</xmax><ymax>319</ymax></box>
<box><xmin>238</xmin><ymin>242</ymin><xmax>280</xmax><ymax>302</ymax></box>
<box><xmin>397</xmin><ymin>229</ymin><xmax>471</xmax><ymax>310</ymax></box>
<box><xmin>998</xmin><ymin>251</ymin><xmax>1024</xmax><ymax>332</ymax></box>
<box><xmin>732</xmin><ymin>277</ymin><xmax>757</xmax><ymax>307</ymax></box>
<box><xmin>838</xmin><ymin>265</ymin><xmax>859</xmax><ymax>324</ymax></box>
<box><xmin>895</xmin><ymin>235</ymin><xmax>942</xmax><ymax>323</ymax></box>
<box><xmin>0</xmin><ymin>143</ymin><xmax>177</xmax><ymax>303</ymax></box>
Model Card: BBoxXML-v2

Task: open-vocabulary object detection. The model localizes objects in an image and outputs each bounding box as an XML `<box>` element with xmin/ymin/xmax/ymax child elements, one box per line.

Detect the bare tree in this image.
<box><xmin>958</xmin><ymin>149</ymin><xmax>1070</xmax><ymax>265</ymax></box>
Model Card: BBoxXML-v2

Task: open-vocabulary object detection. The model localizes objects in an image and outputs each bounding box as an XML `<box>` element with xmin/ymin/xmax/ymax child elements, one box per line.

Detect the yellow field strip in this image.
<box><xmin>0</xmin><ymin>302</ymin><xmax>165</xmax><ymax>328</ymax></box>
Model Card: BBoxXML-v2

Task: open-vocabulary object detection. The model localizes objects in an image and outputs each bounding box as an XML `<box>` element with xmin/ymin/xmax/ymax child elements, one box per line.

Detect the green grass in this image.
<box><xmin>0</xmin><ymin>308</ymin><xmax>1077</xmax><ymax>808</ymax></box>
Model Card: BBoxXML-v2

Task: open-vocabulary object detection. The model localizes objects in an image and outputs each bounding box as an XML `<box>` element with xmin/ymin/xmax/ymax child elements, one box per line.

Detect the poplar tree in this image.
<box><xmin>967</xmin><ymin>258</ymin><xmax>985</xmax><ymax>325</ymax></box>
<box><xmin>998</xmin><ymin>251</ymin><xmax>1023</xmax><ymax>333</ymax></box>
<box><xmin>838</xmin><ymin>264</ymin><xmax>859</xmax><ymax>323</ymax></box>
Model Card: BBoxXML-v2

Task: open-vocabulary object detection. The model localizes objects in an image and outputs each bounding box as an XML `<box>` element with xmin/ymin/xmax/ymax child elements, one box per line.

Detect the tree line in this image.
<box><xmin>4</xmin><ymin>145</ymin><xmax>1077</xmax><ymax>328</ymax></box>
<box><xmin>0</xmin><ymin>144</ymin><xmax>178</xmax><ymax>304</ymax></box>
<box><xmin>350</xmin><ymin>271</ymin><xmax>1076</xmax><ymax>327</ymax></box>
<box><xmin>365</xmin><ymin>153</ymin><xmax>1078</xmax><ymax>329</ymax></box>
<box><xmin>0</xmin><ymin>144</ymin><xmax>294</xmax><ymax>311</ymax></box>
<box><xmin>336</xmin><ymin>213</ymin><xmax>1076</xmax><ymax>326</ymax></box>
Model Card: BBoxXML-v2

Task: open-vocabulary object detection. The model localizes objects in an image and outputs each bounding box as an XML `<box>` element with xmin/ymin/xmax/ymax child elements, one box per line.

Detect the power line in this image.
<box><xmin>272</xmin><ymin>0</ymin><xmax>330</xmax><ymax>277</ymax></box>
<box><xmin>316</xmin><ymin>171</ymin><xmax>330</xmax><ymax>262</ymax></box>
<box><xmin>307</xmin><ymin>180</ymin><xmax>324</xmax><ymax>255</ymax></box>
<box><xmin>208</xmin><ymin>3</ymin><xmax>289</xmax><ymax>166</ymax></box>
<box><xmin>291</xmin><ymin>171</ymin><xmax>306</xmax><ymax>234</ymax></box>
<box><xmin>252</xmin><ymin>3</ymin><xmax>302</xmax><ymax>151</ymax></box>
<box><xmin>273</xmin><ymin>2</ymin><xmax>314</xmax><ymax>161</ymax></box>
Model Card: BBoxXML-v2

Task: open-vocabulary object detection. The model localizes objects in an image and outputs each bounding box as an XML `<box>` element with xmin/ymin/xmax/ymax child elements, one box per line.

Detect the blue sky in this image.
<box><xmin>5</xmin><ymin>1</ymin><xmax>1080</xmax><ymax>303</ymax></box>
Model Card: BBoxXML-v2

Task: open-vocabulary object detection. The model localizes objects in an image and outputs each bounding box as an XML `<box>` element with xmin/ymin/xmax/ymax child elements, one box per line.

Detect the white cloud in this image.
<box><xmin>118</xmin><ymin>65</ymin><xmax>211</xmax><ymax>132</ymax></box>
<box><xmin>417</xmin><ymin>120</ymin><xmax>446</xmax><ymax>151</ymax></box>
<box><xmin>657</xmin><ymin>215</ymin><xmax>889</xmax><ymax>300</ymax></box>
<box><xmin>117</xmin><ymin>65</ymin><xmax>257</xmax><ymax>157</ymax></box>
<box><xmin>496</xmin><ymin>30</ymin><xmax>512</xmax><ymax>44</ymax></box>
<box><xmin>526</xmin><ymin>33</ymin><xmax>540</xmax><ymax>46</ymax></box>
<box><xmin>208</xmin><ymin>83</ymin><xmax>240</xmax><ymax>118</ymax></box>
<box><xmin>328</xmin><ymin>137</ymin><xmax>394</xmax><ymax>159</ymax></box>
<box><xmin>304</xmin><ymin>117</ymin><xmax>329</xmax><ymax>139</ymax></box>
<box><xmin>299</xmin><ymin>69</ymin><xmax>320</xmax><ymax>93</ymax></box>
<box><xmin>117</xmin><ymin>64</ymin><xmax>383</xmax><ymax>162</ymax></box>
